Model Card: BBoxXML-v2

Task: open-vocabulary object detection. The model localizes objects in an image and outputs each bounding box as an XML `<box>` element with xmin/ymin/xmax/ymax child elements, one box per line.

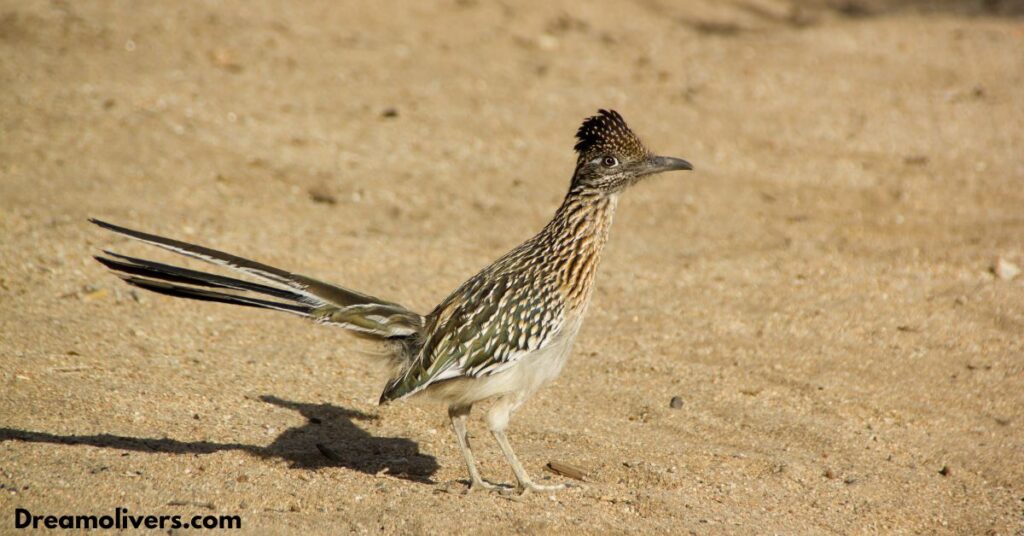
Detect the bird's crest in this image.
<box><xmin>574</xmin><ymin>109</ymin><xmax>649</xmax><ymax>165</ymax></box>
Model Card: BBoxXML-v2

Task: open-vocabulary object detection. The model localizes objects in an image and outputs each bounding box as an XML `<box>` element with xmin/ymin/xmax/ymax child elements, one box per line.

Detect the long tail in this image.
<box><xmin>90</xmin><ymin>219</ymin><xmax>424</xmax><ymax>340</ymax></box>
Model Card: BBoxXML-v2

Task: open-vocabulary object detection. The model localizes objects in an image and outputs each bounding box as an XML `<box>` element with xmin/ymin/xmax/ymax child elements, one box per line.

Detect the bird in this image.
<box><xmin>90</xmin><ymin>109</ymin><xmax>692</xmax><ymax>494</ymax></box>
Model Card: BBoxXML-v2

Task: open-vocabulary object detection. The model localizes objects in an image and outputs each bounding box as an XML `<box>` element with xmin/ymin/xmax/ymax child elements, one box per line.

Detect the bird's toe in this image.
<box><xmin>516</xmin><ymin>481</ymin><xmax>567</xmax><ymax>495</ymax></box>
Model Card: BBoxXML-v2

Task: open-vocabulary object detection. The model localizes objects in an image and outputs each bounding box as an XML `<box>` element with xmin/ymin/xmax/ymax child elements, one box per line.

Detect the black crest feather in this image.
<box><xmin>574</xmin><ymin>109</ymin><xmax>649</xmax><ymax>164</ymax></box>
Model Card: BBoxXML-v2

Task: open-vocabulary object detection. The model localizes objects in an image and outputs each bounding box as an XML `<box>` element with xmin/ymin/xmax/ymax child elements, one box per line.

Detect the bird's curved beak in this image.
<box><xmin>645</xmin><ymin>155</ymin><xmax>693</xmax><ymax>175</ymax></box>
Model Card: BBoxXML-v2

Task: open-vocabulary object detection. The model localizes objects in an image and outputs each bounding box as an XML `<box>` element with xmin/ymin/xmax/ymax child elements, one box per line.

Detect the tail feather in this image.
<box><xmin>119</xmin><ymin>274</ymin><xmax>314</xmax><ymax>316</ymax></box>
<box><xmin>95</xmin><ymin>252</ymin><xmax>306</xmax><ymax>303</ymax></box>
<box><xmin>89</xmin><ymin>218</ymin><xmax>400</xmax><ymax>309</ymax></box>
<box><xmin>90</xmin><ymin>219</ymin><xmax>424</xmax><ymax>340</ymax></box>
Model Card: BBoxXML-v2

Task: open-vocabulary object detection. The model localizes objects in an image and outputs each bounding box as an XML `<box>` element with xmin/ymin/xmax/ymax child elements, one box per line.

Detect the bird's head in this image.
<box><xmin>571</xmin><ymin>109</ymin><xmax>692</xmax><ymax>194</ymax></box>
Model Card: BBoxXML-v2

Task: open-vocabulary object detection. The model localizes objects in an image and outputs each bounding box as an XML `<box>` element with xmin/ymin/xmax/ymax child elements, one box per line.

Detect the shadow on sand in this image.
<box><xmin>0</xmin><ymin>395</ymin><xmax>438</xmax><ymax>483</ymax></box>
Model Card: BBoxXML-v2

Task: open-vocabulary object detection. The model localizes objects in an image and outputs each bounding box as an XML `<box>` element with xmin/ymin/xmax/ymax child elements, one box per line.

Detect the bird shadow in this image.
<box><xmin>0</xmin><ymin>395</ymin><xmax>438</xmax><ymax>483</ymax></box>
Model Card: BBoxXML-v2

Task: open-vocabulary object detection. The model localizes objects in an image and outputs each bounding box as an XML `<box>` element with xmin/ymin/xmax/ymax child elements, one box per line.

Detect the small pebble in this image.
<box><xmin>536</xmin><ymin>34</ymin><xmax>559</xmax><ymax>51</ymax></box>
<box><xmin>669</xmin><ymin>396</ymin><xmax>684</xmax><ymax>409</ymax></box>
<box><xmin>993</xmin><ymin>257</ymin><xmax>1020</xmax><ymax>281</ymax></box>
<box><xmin>308</xmin><ymin>186</ymin><xmax>337</xmax><ymax>205</ymax></box>
<box><xmin>903</xmin><ymin>155</ymin><xmax>929</xmax><ymax>166</ymax></box>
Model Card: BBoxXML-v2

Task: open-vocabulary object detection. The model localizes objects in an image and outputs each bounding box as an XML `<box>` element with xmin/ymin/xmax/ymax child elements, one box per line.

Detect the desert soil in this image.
<box><xmin>1</xmin><ymin>0</ymin><xmax>1022</xmax><ymax>534</ymax></box>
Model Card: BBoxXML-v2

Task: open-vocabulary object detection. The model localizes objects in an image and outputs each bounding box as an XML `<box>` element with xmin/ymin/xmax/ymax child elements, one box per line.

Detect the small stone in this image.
<box><xmin>308</xmin><ymin>185</ymin><xmax>337</xmax><ymax>205</ymax></box>
<box><xmin>536</xmin><ymin>34</ymin><xmax>558</xmax><ymax>51</ymax></box>
<box><xmin>993</xmin><ymin>257</ymin><xmax>1020</xmax><ymax>281</ymax></box>
<box><xmin>669</xmin><ymin>396</ymin><xmax>684</xmax><ymax>409</ymax></box>
<box><xmin>903</xmin><ymin>155</ymin><xmax>928</xmax><ymax>166</ymax></box>
<box><xmin>381</xmin><ymin>107</ymin><xmax>399</xmax><ymax>118</ymax></box>
<box><xmin>938</xmin><ymin>465</ymin><xmax>950</xmax><ymax>476</ymax></box>
<box><xmin>210</xmin><ymin>48</ymin><xmax>243</xmax><ymax>73</ymax></box>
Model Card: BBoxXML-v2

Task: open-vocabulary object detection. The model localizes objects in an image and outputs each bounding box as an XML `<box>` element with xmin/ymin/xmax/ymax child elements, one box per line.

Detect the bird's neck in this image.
<box><xmin>544</xmin><ymin>188</ymin><xmax>620</xmax><ymax>310</ymax></box>
<box><xmin>548</xmin><ymin>188</ymin><xmax>620</xmax><ymax>241</ymax></box>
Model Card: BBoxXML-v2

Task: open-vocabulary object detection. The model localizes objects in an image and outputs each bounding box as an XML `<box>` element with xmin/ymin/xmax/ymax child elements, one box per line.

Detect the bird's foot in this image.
<box><xmin>437</xmin><ymin>479</ymin><xmax>498</xmax><ymax>495</ymax></box>
<box><xmin>465</xmin><ymin>479</ymin><xmax>507</xmax><ymax>494</ymax></box>
<box><xmin>438</xmin><ymin>478</ymin><xmax>512</xmax><ymax>495</ymax></box>
<box><xmin>504</xmin><ymin>480</ymin><xmax>574</xmax><ymax>496</ymax></box>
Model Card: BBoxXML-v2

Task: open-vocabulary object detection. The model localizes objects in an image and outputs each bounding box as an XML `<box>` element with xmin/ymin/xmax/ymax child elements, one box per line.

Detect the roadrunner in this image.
<box><xmin>91</xmin><ymin>110</ymin><xmax>692</xmax><ymax>494</ymax></box>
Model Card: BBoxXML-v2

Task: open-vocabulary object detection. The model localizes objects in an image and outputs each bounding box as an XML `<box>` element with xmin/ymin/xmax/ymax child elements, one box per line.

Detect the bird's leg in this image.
<box><xmin>486</xmin><ymin>397</ymin><xmax>566</xmax><ymax>495</ymax></box>
<box><xmin>447</xmin><ymin>405</ymin><xmax>497</xmax><ymax>492</ymax></box>
<box><xmin>490</xmin><ymin>431</ymin><xmax>565</xmax><ymax>494</ymax></box>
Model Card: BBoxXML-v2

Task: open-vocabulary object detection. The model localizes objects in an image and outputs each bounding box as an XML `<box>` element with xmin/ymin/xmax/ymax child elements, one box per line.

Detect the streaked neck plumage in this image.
<box><xmin>543</xmin><ymin>186</ymin><xmax>620</xmax><ymax>311</ymax></box>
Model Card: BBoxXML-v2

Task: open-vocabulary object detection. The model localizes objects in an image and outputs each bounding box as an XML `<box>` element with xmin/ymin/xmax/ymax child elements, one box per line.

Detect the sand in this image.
<box><xmin>1</xmin><ymin>0</ymin><xmax>1022</xmax><ymax>533</ymax></box>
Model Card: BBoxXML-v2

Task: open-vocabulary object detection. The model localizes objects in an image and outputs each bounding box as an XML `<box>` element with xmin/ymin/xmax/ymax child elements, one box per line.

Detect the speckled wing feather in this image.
<box><xmin>379</xmin><ymin>246</ymin><xmax>567</xmax><ymax>402</ymax></box>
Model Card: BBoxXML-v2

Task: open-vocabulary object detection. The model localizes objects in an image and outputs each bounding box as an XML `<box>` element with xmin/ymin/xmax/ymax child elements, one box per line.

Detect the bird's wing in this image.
<box><xmin>379</xmin><ymin>272</ymin><xmax>566</xmax><ymax>402</ymax></box>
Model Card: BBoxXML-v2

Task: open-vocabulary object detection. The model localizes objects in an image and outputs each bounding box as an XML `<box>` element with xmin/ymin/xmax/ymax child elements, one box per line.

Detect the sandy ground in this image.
<box><xmin>2</xmin><ymin>0</ymin><xmax>1023</xmax><ymax>533</ymax></box>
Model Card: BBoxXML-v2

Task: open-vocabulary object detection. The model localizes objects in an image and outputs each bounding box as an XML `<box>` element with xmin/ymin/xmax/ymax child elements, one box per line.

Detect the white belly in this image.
<box><xmin>425</xmin><ymin>317</ymin><xmax>583</xmax><ymax>407</ymax></box>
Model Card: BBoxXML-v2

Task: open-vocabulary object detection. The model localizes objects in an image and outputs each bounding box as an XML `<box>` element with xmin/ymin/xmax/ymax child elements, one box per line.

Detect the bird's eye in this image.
<box><xmin>601</xmin><ymin>156</ymin><xmax>619</xmax><ymax>167</ymax></box>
